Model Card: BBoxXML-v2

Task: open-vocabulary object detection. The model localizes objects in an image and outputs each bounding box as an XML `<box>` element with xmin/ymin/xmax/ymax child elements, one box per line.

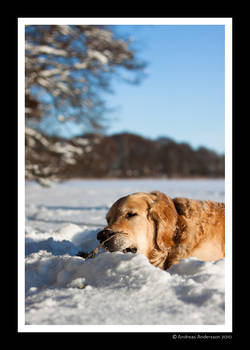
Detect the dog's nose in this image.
<box><xmin>97</xmin><ymin>229</ymin><xmax>116</xmax><ymax>243</ymax></box>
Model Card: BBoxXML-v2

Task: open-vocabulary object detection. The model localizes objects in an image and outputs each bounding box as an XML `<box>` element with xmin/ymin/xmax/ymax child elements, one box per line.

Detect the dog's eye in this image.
<box><xmin>126</xmin><ymin>212</ymin><xmax>138</xmax><ymax>219</ymax></box>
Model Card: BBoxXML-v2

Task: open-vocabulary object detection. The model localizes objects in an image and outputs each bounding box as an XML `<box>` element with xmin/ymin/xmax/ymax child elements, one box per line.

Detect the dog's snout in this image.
<box><xmin>97</xmin><ymin>229</ymin><xmax>115</xmax><ymax>243</ymax></box>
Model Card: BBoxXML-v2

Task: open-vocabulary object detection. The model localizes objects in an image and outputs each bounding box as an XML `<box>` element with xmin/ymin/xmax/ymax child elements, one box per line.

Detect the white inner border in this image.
<box><xmin>18</xmin><ymin>17</ymin><xmax>233</xmax><ymax>333</ymax></box>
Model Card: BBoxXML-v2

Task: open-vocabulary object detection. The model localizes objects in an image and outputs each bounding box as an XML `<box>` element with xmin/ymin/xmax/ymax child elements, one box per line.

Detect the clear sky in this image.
<box><xmin>104</xmin><ymin>25</ymin><xmax>225</xmax><ymax>154</ymax></box>
<box><xmin>40</xmin><ymin>25</ymin><xmax>225</xmax><ymax>154</ymax></box>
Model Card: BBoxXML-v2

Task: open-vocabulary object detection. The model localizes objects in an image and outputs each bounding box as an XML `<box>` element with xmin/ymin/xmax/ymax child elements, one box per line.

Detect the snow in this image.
<box><xmin>23</xmin><ymin>178</ymin><xmax>227</xmax><ymax>329</ymax></box>
<box><xmin>26</xmin><ymin>43</ymin><xmax>68</xmax><ymax>57</ymax></box>
<box><xmin>87</xmin><ymin>49</ymin><xmax>109</xmax><ymax>65</ymax></box>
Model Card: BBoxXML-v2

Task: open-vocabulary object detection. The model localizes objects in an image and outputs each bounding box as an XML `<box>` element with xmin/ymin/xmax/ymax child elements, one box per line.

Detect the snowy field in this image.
<box><xmin>23</xmin><ymin>178</ymin><xmax>227</xmax><ymax>329</ymax></box>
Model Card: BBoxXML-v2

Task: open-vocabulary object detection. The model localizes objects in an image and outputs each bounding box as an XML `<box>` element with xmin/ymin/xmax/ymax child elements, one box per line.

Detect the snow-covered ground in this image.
<box><xmin>23</xmin><ymin>179</ymin><xmax>228</xmax><ymax>330</ymax></box>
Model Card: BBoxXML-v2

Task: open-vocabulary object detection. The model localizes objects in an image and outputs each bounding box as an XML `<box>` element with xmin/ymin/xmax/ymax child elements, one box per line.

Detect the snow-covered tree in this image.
<box><xmin>25</xmin><ymin>25</ymin><xmax>146</xmax><ymax>129</ymax></box>
<box><xmin>25</xmin><ymin>25</ymin><xmax>146</xmax><ymax>184</ymax></box>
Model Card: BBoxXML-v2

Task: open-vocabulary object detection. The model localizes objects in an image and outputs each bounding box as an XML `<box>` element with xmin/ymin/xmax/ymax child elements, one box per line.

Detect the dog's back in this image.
<box><xmin>173</xmin><ymin>197</ymin><xmax>225</xmax><ymax>261</ymax></box>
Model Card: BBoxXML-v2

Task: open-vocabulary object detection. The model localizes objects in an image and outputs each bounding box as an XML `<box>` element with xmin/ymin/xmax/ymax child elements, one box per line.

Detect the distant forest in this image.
<box><xmin>26</xmin><ymin>128</ymin><xmax>224</xmax><ymax>183</ymax></box>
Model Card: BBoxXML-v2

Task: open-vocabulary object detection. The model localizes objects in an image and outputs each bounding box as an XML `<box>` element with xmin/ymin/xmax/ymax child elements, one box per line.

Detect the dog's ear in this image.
<box><xmin>149</xmin><ymin>191</ymin><xmax>178</xmax><ymax>252</ymax></box>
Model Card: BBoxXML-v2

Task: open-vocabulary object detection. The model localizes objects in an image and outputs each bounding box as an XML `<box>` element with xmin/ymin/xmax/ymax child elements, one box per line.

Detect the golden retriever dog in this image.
<box><xmin>97</xmin><ymin>191</ymin><xmax>225</xmax><ymax>270</ymax></box>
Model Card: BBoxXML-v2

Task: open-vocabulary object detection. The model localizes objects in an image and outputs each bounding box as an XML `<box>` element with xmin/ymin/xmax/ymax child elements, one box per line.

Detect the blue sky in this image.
<box><xmin>104</xmin><ymin>25</ymin><xmax>225</xmax><ymax>154</ymax></box>
<box><xmin>40</xmin><ymin>25</ymin><xmax>225</xmax><ymax>154</ymax></box>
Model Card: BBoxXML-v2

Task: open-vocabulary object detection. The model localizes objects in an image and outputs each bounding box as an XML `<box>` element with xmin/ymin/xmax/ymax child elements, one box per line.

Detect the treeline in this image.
<box><xmin>25</xmin><ymin>128</ymin><xmax>224</xmax><ymax>183</ymax></box>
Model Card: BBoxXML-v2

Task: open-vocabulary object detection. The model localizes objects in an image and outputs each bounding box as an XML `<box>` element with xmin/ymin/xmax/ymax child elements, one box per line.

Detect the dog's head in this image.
<box><xmin>97</xmin><ymin>191</ymin><xmax>178</xmax><ymax>261</ymax></box>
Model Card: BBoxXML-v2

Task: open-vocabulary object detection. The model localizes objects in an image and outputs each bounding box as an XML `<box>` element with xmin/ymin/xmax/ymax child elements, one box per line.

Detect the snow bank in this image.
<box><xmin>24</xmin><ymin>179</ymin><xmax>225</xmax><ymax>326</ymax></box>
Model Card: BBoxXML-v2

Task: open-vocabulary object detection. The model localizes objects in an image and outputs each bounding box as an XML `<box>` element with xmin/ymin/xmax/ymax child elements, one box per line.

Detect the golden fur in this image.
<box><xmin>97</xmin><ymin>191</ymin><xmax>225</xmax><ymax>270</ymax></box>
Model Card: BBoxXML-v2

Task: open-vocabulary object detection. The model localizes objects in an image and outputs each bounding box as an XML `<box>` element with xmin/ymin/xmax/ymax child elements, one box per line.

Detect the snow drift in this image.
<box><xmin>24</xmin><ymin>179</ymin><xmax>225</xmax><ymax>326</ymax></box>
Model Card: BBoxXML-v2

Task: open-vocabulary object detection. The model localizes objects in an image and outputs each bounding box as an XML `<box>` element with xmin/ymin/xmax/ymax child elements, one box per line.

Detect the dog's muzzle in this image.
<box><xmin>97</xmin><ymin>229</ymin><xmax>116</xmax><ymax>244</ymax></box>
<box><xmin>97</xmin><ymin>229</ymin><xmax>137</xmax><ymax>254</ymax></box>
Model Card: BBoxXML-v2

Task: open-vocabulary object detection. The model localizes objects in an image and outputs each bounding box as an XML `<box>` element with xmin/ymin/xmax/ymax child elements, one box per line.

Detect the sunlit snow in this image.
<box><xmin>25</xmin><ymin>179</ymin><xmax>225</xmax><ymax>326</ymax></box>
